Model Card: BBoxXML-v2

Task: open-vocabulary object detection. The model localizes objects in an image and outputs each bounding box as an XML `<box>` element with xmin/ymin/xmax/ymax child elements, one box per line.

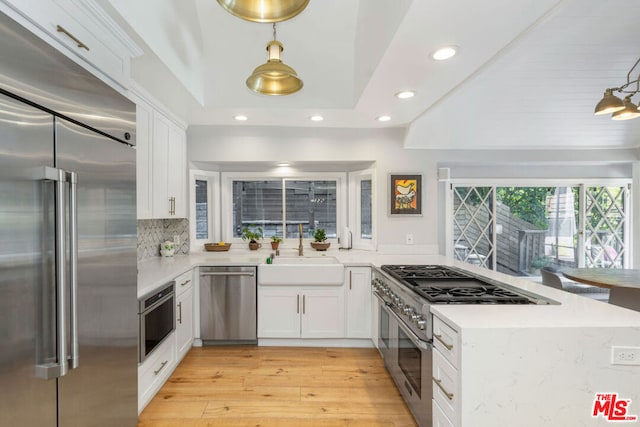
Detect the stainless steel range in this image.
<box><xmin>372</xmin><ymin>264</ymin><xmax>554</xmax><ymax>426</ymax></box>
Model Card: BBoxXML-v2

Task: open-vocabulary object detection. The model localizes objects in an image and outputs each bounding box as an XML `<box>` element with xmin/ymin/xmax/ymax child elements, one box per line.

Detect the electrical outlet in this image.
<box><xmin>173</xmin><ymin>235</ymin><xmax>180</xmax><ymax>245</ymax></box>
<box><xmin>611</xmin><ymin>346</ymin><xmax>640</xmax><ymax>365</ymax></box>
<box><xmin>406</xmin><ymin>234</ymin><xmax>414</xmax><ymax>245</ymax></box>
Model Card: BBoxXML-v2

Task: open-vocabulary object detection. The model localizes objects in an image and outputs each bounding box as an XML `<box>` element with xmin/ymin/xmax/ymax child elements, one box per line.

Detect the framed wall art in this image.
<box><xmin>389</xmin><ymin>174</ymin><xmax>422</xmax><ymax>215</ymax></box>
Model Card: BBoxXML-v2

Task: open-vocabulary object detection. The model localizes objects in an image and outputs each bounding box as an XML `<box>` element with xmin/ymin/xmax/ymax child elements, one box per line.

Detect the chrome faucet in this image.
<box><xmin>298</xmin><ymin>224</ymin><xmax>304</xmax><ymax>256</ymax></box>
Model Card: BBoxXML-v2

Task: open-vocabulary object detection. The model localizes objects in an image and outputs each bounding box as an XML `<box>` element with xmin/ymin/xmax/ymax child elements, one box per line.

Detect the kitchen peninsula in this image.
<box><xmin>138</xmin><ymin>250</ymin><xmax>640</xmax><ymax>427</ymax></box>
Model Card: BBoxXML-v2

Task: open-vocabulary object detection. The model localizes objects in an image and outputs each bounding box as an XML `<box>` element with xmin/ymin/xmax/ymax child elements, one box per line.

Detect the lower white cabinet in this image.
<box><xmin>175</xmin><ymin>269</ymin><xmax>194</xmax><ymax>361</ymax></box>
<box><xmin>433</xmin><ymin>400</ymin><xmax>455</xmax><ymax>427</ymax></box>
<box><xmin>345</xmin><ymin>267</ymin><xmax>372</xmax><ymax>338</ymax></box>
<box><xmin>138</xmin><ymin>331</ymin><xmax>176</xmax><ymax>413</ymax></box>
<box><xmin>258</xmin><ymin>286</ymin><xmax>345</xmax><ymax>338</ymax></box>
<box><xmin>432</xmin><ymin>315</ymin><xmax>461</xmax><ymax>426</ymax></box>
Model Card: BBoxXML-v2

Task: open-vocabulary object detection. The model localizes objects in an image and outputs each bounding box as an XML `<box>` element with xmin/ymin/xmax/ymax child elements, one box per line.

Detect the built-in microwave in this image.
<box><xmin>138</xmin><ymin>282</ymin><xmax>175</xmax><ymax>363</ymax></box>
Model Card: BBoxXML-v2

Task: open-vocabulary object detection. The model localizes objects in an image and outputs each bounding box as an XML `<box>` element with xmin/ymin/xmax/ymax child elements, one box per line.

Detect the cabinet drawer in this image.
<box><xmin>138</xmin><ymin>332</ymin><xmax>176</xmax><ymax>412</ymax></box>
<box><xmin>4</xmin><ymin>0</ymin><xmax>129</xmax><ymax>88</ymax></box>
<box><xmin>433</xmin><ymin>316</ymin><xmax>459</xmax><ymax>367</ymax></box>
<box><xmin>174</xmin><ymin>269</ymin><xmax>193</xmax><ymax>295</ymax></box>
<box><xmin>433</xmin><ymin>399</ymin><xmax>456</xmax><ymax>427</ymax></box>
<box><xmin>433</xmin><ymin>349</ymin><xmax>459</xmax><ymax>425</ymax></box>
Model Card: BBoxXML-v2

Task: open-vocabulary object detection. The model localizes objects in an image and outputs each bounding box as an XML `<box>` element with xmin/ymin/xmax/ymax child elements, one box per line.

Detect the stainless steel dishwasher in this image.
<box><xmin>199</xmin><ymin>266</ymin><xmax>257</xmax><ymax>344</ymax></box>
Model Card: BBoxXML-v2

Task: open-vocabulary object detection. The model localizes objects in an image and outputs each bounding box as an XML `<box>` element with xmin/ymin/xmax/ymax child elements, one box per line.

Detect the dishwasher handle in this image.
<box><xmin>200</xmin><ymin>271</ymin><xmax>255</xmax><ymax>277</ymax></box>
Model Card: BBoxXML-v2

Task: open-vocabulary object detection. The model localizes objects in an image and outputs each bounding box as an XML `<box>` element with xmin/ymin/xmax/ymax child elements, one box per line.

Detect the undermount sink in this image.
<box><xmin>270</xmin><ymin>256</ymin><xmax>339</xmax><ymax>264</ymax></box>
<box><xmin>258</xmin><ymin>257</ymin><xmax>344</xmax><ymax>285</ymax></box>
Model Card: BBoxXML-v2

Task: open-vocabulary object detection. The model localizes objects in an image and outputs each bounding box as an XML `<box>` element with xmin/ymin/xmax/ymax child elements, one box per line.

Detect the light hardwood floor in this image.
<box><xmin>138</xmin><ymin>346</ymin><xmax>417</xmax><ymax>427</ymax></box>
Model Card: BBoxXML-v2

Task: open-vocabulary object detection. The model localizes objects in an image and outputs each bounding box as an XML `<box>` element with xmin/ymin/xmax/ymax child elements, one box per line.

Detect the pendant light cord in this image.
<box><xmin>273</xmin><ymin>22</ymin><xmax>277</xmax><ymax>41</ymax></box>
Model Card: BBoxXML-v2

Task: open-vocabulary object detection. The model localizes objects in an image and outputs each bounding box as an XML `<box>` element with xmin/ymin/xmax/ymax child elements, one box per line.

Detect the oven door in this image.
<box><xmin>139</xmin><ymin>291</ymin><xmax>175</xmax><ymax>363</ymax></box>
<box><xmin>374</xmin><ymin>292</ymin><xmax>392</xmax><ymax>360</ymax></box>
<box><xmin>388</xmin><ymin>308</ymin><xmax>433</xmax><ymax>426</ymax></box>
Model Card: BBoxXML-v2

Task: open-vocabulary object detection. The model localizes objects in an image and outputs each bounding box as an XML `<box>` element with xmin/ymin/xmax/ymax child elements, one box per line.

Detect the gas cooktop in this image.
<box><xmin>380</xmin><ymin>264</ymin><xmax>535</xmax><ymax>305</ymax></box>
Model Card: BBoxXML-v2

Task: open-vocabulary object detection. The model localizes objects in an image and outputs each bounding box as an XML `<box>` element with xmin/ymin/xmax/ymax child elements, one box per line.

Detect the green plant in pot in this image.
<box><xmin>241</xmin><ymin>224</ymin><xmax>263</xmax><ymax>250</ymax></box>
<box><xmin>310</xmin><ymin>228</ymin><xmax>330</xmax><ymax>251</ymax></box>
<box><xmin>270</xmin><ymin>235</ymin><xmax>282</xmax><ymax>250</ymax></box>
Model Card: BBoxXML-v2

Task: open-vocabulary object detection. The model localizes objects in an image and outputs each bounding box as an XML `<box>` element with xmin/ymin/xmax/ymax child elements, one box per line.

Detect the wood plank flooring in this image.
<box><xmin>138</xmin><ymin>346</ymin><xmax>417</xmax><ymax>427</ymax></box>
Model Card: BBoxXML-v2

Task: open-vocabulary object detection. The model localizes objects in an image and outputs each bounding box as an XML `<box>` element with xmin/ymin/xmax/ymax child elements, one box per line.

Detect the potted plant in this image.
<box><xmin>530</xmin><ymin>256</ymin><xmax>551</xmax><ymax>275</ymax></box>
<box><xmin>270</xmin><ymin>235</ymin><xmax>282</xmax><ymax>250</ymax></box>
<box><xmin>241</xmin><ymin>224</ymin><xmax>263</xmax><ymax>250</ymax></box>
<box><xmin>310</xmin><ymin>228</ymin><xmax>330</xmax><ymax>251</ymax></box>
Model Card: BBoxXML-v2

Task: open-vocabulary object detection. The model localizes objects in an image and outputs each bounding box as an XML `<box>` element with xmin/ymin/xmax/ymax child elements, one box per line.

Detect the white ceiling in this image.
<box><xmin>102</xmin><ymin>0</ymin><xmax>640</xmax><ymax>149</ymax></box>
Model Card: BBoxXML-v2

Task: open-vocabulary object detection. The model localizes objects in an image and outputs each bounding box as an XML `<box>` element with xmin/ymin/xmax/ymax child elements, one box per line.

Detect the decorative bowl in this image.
<box><xmin>204</xmin><ymin>243</ymin><xmax>232</xmax><ymax>252</ymax></box>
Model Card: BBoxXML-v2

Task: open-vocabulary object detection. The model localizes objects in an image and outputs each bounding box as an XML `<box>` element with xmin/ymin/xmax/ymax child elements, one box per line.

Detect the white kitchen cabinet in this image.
<box><xmin>135</xmin><ymin>100</ymin><xmax>153</xmax><ymax>219</ymax></box>
<box><xmin>1</xmin><ymin>0</ymin><xmax>139</xmax><ymax>91</ymax></box>
<box><xmin>344</xmin><ymin>267</ymin><xmax>371</xmax><ymax>338</ymax></box>
<box><xmin>151</xmin><ymin>111</ymin><xmax>187</xmax><ymax>218</ymax></box>
<box><xmin>138</xmin><ymin>330</ymin><xmax>176</xmax><ymax>414</ymax></box>
<box><xmin>133</xmin><ymin>93</ymin><xmax>187</xmax><ymax>220</ymax></box>
<box><xmin>258</xmin><ymin>286</ymin><xmax>345</xmax><ymax>339</ymax></box>
<box><xmin>175</xmin><ymin>269</ymin><xmax>194</xmax><ymax>361</ymax></box>
<box><xmin>432</xmin><ymin>315</ymin><xmax>461</xmax><ymax>427</ymax></box>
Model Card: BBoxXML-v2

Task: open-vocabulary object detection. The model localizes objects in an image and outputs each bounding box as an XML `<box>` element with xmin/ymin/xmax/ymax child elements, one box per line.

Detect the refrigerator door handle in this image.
<box><xmin>35</xmin><ymin>167</ymin><xmax>69</xmax><ymax>379</ymax></box>
<box><xmin>67</xmin><ymin>171</ymin><xmax>79</xmax><ymax>370</ymax></box>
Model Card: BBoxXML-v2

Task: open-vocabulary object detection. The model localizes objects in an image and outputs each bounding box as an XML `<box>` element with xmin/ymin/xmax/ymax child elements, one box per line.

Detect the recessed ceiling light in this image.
<box><xmin>277</xmin><ymin>162</ymin><xmax>290</xmax><ymax>167</ymax></box>
<box><xmin>310</xmin><ymin>115</ymin><xmax>324</xmax><ymax>122</ymax></box>
<box><xmin>233</xmin><ymin>114</ymin><xmax>248</xmax><ymax>121</ymax></box>
<box><xmin>395</xmin><ymin>91</ymin><xmax>415</xmax><ymax>99</ymax></box>
<box><xmin>376</xmin><ymin>115</ymin><xmax>391</xmax><ymax>122</ymax></box>
<box><xmin>431</xmin><ymin>46</ymin><xmax>457</xmax><ymax>61</ymax></box>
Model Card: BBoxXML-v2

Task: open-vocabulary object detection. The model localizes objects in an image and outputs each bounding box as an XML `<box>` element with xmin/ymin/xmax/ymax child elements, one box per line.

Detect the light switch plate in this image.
<box><xmin>406</xmin><ymin>234</ymin><xmax>414</xmax><ymax>245</ymax></box>
<box><xmin>611</xmin><ymin>346</ymin><xmax>640</xmax><ymax>365</ymax></box>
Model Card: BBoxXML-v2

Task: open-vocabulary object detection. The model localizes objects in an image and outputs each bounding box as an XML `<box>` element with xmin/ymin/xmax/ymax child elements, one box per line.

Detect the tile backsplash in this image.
<box><xmin>137</xmin><ymin>219</ymin><xmax>190</xmax><ymax>261</ymax></box>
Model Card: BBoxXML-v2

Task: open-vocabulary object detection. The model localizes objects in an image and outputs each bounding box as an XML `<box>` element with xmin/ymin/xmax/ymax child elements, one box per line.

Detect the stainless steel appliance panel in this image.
<box><xmin>0</xmin><ymin>94</ymin><xmax>57</xmax><ymax>427</ymax></box>
<box><xmin>139</xmin><ymin>282</ymin><xmax>176</xmax><ymax>363</ymax></box>
<box><xmin>55</xmin><ymin>119</ymin><xmax>137</xmax><ymax>426</ymax></box>
<box><xmin>0</xmin><ymin>12</ymin><xmax>135</xmax><ymax>145</ymax></box>
<box><xmin>200</xmin><ymin>266</ymin><xmax>257</xmax><ymax>344</ymax></box>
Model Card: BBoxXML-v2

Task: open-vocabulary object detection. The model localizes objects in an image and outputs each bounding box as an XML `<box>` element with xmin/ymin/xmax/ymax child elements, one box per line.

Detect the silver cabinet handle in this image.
<box><xmin>434</xmin><ymin>333</ymin><xmax>453</xmax><ymax>350</ymax></box>
<box><xmin>177</xmin><ymin>302</ymin><xmax>183</xmax><ymax>324</ymax></box>
<box><xmin>297</xmin><ymin>295</ymin><xmax>300</xmax><ymax>314</ymax></box>
<box><xmin>302</xmin><ymin>295</ymin><xmax>306</xmax><ymax>314</ymax></box>
<box><xmin>55</xmin><ymin>169</ymin><xmax>69</xmax><ymax>377</ymax></box>
<box><xmin>169</xmin><ymin>197</ymin><xmax>176</xmax><ymax>215</ymax></box>
<box><xmin>68</xmin><ymin>171</ymin><xmax>79</xmax><ymax>370</ymax></box>
<box><xmin>154</xmin><ymin>360</ymin><xmax>168</xmax><ymax>376</ymax></box>
<box><xmin>56</xmin><ymin>25</ymin><xmax>89</xmax><ymax>50</ymax></box>
<box><xmin>180</xmin><ymin>279</ymin><xmax>191</xmax><ymax>287</ymax></box>
<box><xmin>349</xmin><ymin>270</ymin><xmax>352</xmax><ymax>290</ymax></box>
<box><xmin>433</xmin><ymin>377</ymin><xmax>454</xmax><ymax>400</ymax></box>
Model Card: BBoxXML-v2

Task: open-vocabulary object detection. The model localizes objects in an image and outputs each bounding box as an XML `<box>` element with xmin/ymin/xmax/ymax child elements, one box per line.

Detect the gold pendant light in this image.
<box><xmin>594</xmin><ymin>89</ymin><xmax>624</xmax><ymax>115</ymax></box>
<box><xmin>246</xmin><ymin>23</ymin><xmax>303</xmax><ymax>96</ymax></box>
<box><xmin>611</xmin><ymin>96</ymin><xmax>640</xmax><ymax>121</ymax></box>
<box><xmin>216</xmin><ymin>0</ymin><xmax>310</xmax><ymax>23</ymax></box>
<box><xmin>595</xmin><ymin>58</ymin><xmax>640</xmax><ymax>120</ymax></box>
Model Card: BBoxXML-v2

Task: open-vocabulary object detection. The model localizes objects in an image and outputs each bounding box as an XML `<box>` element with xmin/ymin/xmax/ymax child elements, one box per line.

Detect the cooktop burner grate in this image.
<box><xmin>381</xmin><ymin>264</ymin><xmax>472</xmax><ymax>281</ymax></box>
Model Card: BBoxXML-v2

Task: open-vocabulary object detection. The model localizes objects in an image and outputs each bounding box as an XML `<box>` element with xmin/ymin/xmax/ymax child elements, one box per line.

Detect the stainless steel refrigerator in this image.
<box><xmin>0</xmin><ymin>10</ymin><xmax>137</xmax><ymax>427</ymax></box>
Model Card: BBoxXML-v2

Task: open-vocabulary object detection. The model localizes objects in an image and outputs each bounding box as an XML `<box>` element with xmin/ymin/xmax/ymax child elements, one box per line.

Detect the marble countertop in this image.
<box><xmin>138</xmin><ymin>249</ymin><xmax>640</xmax><ymax>329</ymax></box>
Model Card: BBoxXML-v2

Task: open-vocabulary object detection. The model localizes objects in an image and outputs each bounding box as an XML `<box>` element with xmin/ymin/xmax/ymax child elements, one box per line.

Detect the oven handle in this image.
<box><xmin>140</xmin><ymin>291</ymin><xmax>175</xmax><ymax>315</ymax></box>
<box><xmin>376</xmin><ymin>295</ymin><xmax>433</xmax><ymax>350</ymax></box>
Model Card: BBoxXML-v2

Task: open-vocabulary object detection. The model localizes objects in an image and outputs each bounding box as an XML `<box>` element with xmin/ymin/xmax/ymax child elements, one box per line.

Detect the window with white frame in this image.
<box><xmin>348</xmin><ymin>168</ymin><xmax>376</xmax><ymax>250</ymax></box>
<box><xmin>189</xmin><ymin>170</ymin><xmax>220</xmax><ymax>250</ymax></box>
<box><xmin>223</xmin><ymin>173</ymin><xmax>345</xmax><ymax>243</ymax></box>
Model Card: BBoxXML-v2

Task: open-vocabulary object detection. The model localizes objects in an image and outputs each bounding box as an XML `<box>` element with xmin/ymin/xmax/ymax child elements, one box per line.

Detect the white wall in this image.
<box><xmin>187</xmin><ymin>125</ymin><xmax>639</xmax><ymax>257</ymax></box>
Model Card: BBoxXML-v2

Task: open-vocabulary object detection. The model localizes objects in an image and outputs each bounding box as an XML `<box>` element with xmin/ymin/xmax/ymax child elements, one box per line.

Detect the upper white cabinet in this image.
<box><xmin>134</xmin><ymin>95</ymin><xmax>187</xmax><ymax>219</ymax></box>
<box><xmin>344</xmin><ymin>267</ymin><xmax>372</xmax><ymax>339</ymax></box>
<box><xmin>151</xmin><ymin>111</ymin><xmax>187</xmax><ymax>218</ymax></box>
<box><xmin>1</xmin><ymin>0</ymin><xmax>141</xmax><ymax>91</ymax></box>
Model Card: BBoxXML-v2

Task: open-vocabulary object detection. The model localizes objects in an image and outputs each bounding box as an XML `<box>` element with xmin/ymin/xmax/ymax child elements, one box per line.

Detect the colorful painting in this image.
<box><xmin>390</xmin><ymin>174</ymin><xmax>422</xmax><ymax>215</ymax></box>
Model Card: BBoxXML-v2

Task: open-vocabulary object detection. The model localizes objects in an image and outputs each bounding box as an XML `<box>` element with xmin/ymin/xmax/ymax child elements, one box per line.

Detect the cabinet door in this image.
<box><xmin>151</xmin><ymin>111</ymin><xmax>171</xmax><ymax>218</ymax></box>
<box><xmin>136</xmin><ymin>100</ymin><xmax>153</xmax><ymax>219</ymax></box>
<box><xmin>167</xmin><ymin>124</ymin><xmax>186</xmax><ymax>217</ymax></box>
<box><xmin>176</xmin><ymin>285</ymin><xmax>194</xmax><ymax>360</ymax></box>
<box><xmin>345</xmin><ymin>267</ymin><xmax>372</xmax><ymax>338</ymax></box>
<box><xmin>258</xmin><ymin>287</ymin><xmax>300</xmax><ymax>338</ymax></box>
<box><xmin>301</xmin><ymin>288</ymin><xmax>345</xmax><ymax>338</ymax></box>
